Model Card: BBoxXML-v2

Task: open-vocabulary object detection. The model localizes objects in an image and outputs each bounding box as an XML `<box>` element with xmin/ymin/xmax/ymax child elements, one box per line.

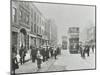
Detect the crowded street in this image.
<box><xmin>11</xmin><ymin>1</ymin><xmax>96</xmax><ymax>75</ymax></box>
<box><xmin>15</xmin><ymin>48</ymin><xmax>95</xmax><ymax>74</ymax></box>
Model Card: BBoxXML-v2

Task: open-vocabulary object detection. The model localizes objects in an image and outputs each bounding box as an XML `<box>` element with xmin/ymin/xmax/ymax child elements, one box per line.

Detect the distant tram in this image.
<box><xmin>62</xmin><ymin>41</ymin><xmax>67</xmax><ymax>50</ymax></box>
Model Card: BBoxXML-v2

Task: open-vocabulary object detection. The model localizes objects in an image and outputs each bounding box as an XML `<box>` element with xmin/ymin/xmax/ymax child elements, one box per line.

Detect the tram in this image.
<box><xmin>69</xmin><ymin>38</ymin><xmax>79</xmax><ymax>53</ymax></box>
<box><xmin>62</xmin><ymin>41</ymin><xmax>67</xmax><ymax>50</ymax></box>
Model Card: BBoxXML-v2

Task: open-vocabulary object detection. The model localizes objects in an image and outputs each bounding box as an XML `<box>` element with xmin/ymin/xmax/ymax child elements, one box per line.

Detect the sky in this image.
<box><xmin>34</xmin><ymin>2</ymin><xmax>95</xmax><ymax>44</ymax></box>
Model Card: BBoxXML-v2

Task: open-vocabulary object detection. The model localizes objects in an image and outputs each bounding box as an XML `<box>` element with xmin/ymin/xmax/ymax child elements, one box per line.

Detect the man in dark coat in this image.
<box><xmin>40</xmin><ymin>46</ymin><xmax>46</xmax><ymax>62</ymax></box>
<box><xmin>86</xmin><ymin>45</ymin><xmax>90</xmax><ymax>56</ymax></box>
<box><xmin>92</xmin><ymin>45</ymin><xmax>94</xmax><ymax>53</ymax></box>
<box><xmin>79</xmin><ymin>45</ymin><xmax>83</xmax><ymax>57</ymax></box>
<box><xmin>19</xmin><ymin>45</ymin><xmax>27</xmax><ymax>64</ymax></box>
<box><xmin>46</xmin><ymin>46</ymin><xmax>49</xmax><ymax>61</ymax></box>
<box><xmin>83</xmin><ymin>46</ymin><xmax>86</xmax><ymax>59</ymax></box>
<box><xmin>54</xmin><ymin>48</ymin><xmax>57</xmax><ymax>59</ymax></box>
<box><xmin>31</xmin><ymin>46</ymin><xmax>37</xmax><ymax>62</ymax></box>
<box><xmin>57</xmin><ymin>47</ymin><xmax>61</xmax><ymax>55</ymax></box>
<box><xmin>49</xmin><ymin>47</ymin><xmax>53</xmax><ymax>57</ymax></box>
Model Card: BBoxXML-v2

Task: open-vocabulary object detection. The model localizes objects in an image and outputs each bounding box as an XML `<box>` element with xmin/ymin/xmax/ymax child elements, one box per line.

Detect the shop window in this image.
<box><xmin>12</xmin><ymin>32</ymin><xmax>18</xmax><ymax>46</ymax></box>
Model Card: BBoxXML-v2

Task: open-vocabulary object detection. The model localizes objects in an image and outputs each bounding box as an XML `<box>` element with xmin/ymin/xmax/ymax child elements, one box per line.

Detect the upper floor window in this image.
<box><xmin>19</xmin><ymin>10</ymin><xmax>23</xmax><ymax>21</ymax></box>
<box><xmin>36</xmin><ymin>15</ymin><xmax>39</xmax><ymax>24</ymax></box>
<box><xmin>26</xmin><ymin>15</ymin><xmax>29</xmax><ymax>25</ymax></box>
<box><xmin>12</xmin><ymin>7</ymin><xmax>17</xmax><ymax>23</ymax></box>
<box><xmin>34</xmin><ymin>12</ymin><xmax>36</xmax><ymax>24</ymax></box>
<box><xmin>23</xmin><ymin>13</ymin><xmax>29</xmax><ymax>25</ymax></box>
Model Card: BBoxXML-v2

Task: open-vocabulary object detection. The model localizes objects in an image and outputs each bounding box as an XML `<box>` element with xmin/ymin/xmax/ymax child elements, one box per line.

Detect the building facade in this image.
<box><xmin>12</xmin><ymin>1</ymin><xmax>31</xmax><ymax>53</ymax></box>
<box><xmin>11</xmin><ymin>1</ymin><xmax>52</xmax><ymax>53</ymax></box>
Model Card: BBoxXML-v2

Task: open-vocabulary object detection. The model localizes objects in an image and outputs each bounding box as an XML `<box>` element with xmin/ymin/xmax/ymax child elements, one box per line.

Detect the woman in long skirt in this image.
<box><xmin>36</xmin><ymin>50</ymin><xmax>43</xmax><ymax>69</ymax></box>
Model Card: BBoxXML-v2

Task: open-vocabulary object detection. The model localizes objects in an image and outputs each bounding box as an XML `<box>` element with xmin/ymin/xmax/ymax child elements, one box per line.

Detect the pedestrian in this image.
<box><xmin>23</xmin><ymin>47</ymin><xmax>27</xmax><ymax>64</ymax></box>
<box><xmin>19</xmin><ymin>45</ymin><xmax>25</xmax><ymax>65</ymax></box>
<box><xmin>92</xmin><ymin>45</ymin><xmax>94</xmax><ymax>53</ymax></box>
<box><xmin>82</xmin><ymin>46</ymin><xmax>86</xmax><ymax>59</ymax></box>
<box><xmin>45</xmin><ymin>46</ymin><xmax>49</xmax><ymax>61</ymax></box>
<box><xmin>59</xmin><ymin>47</ymin><xmax>61</xmax><ymax>55</ymax></box>
<box><xmin>79</xmin><ymin>46</ymin><xmax>83</xmax><ymax>57</ymax></box>
<box><xmin>11</xmin><ymin>47</ymin><xmax>19</xmax><ymax>75</ymax></box>
<box><xmin>56</xmin><ymin>47</ymin><xmax>59</xmax><ymax>55</ymax></box>
<box><xmin>40</xmin><ymin>46</ymin><xmax>46</xmax><ymax>62</ymax></box>
<box><xmin>57</xmin><ymin>47</ymin><xmax>61</xmax><ymax>55</ymax></box>
<box><xmin>36</xmin><ymin>50</ymin><xmax>43</xmax><ymax>69</ymax></box>
<box><xmin>86</xmin><ymin>45</ymin><xmax>90</xmax><ymax>56</ymax></box>
<box><xmin>54</xmin><ymin>47</ymin><xmax>57</xmax><ymax>59</ymax></box>
<box><xmin>50</xmin><ymin>47</ymin><xmax>53</xmax><ymax>57</ymax></box>
<box><xmin>31</xmin><ymin>46</ymin><xmax>37</xmax><ymax>62</ymax></box>
<box><xmin>44</xmin><ymin>46</ymin><xmax>47</xmax><ymax>61</ymax></box>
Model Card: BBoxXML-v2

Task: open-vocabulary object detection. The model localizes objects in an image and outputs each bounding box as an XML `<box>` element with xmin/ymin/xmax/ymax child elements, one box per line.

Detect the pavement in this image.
<box><xmin>15</xmin><ymin>56</ymin><xmax>56</xmax><ymax>73</ymax></box>
<box><xmin>15</xmin><ymin>48</ymin><xmax>95</xmax><ymax>74</ymax></box>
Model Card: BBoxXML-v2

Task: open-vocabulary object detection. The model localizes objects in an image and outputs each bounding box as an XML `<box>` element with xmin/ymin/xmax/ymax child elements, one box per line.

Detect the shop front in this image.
<box><xmin>29</xmin><ymin>33</ymin><xmax>37</xmax><ymax>48</ymax></box>
<box><xmin>36</xmin><ymin>34</ymin><xmax>42</xmax><ymax>48</ymax></box>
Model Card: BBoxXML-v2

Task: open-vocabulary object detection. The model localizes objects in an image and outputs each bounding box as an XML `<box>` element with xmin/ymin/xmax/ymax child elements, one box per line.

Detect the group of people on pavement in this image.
<box><xmin>19</xmin><ymin>45</ymin><xmax>27</xmax><ymax>65</ymax></box>
<box><xmin>11</xmin><ymin>44</ymin><xmax>61</xmax><ymax>75</ymax></box>
<box><xmin>11</xmin><ymin>45</ymin><xmax>19</xmax><ymax>75</ymax></box>
<box><xmin>11</xmin><ymin>45</ymin><xmax>27</xmax><ymax>75</ymax></box>
<box><xmin>30</xmin><ymin>45</ymin><xmax>61</xmax><ymax>69</ymax></box>
<box><xmin>79</xmin><ymin>45</ymin><xmax>95</xmax><ymax>59</ymax></box>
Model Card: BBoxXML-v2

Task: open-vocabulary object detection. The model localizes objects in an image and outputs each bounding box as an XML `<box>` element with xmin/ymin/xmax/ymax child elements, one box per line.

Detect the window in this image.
<box><xmin>26</xmin><ymin>15</ymin><xmax>29</xmax><ymax>24</ymax></box>
<box><xmin>31</xmin><ymin>23</ymin><xmax>33</xmax><ymax>32</ymax></box>
<box><xmin>12</xmin><ymin>7</ymin><xmax>17</xmax><ymax>22</ymax></box>
<box><xmin>34</xmin><ymin>12</ymin><xmax>36</xmax><ymax>23</ymax></box>
<box><xmin>34</xmin><ymin>24</ymin><xmax>36</xmax><ymax>33</ymax></box>
<box><xmin>37</xmin><ymin>26</ymin><xmax>39</xmax><ymax>34</ymax></box>
<box><xmin>19</xmin><ymin>10</ymin><xmax>23</xmax><ymax>21</ymax></box>
<box><xmin>23</xmin><ymin>13</ymin><xmax>29</xmax><ymax>25</ymax></box>
<box><xmin>40</xmin><ymin>27</ymin><xmax>41</xmax><ymax>34</ymax></box>
<box><xmin>36</xmin><ymin>15</ymin><xmax>39</xmax><ymax>24</ymax></box>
